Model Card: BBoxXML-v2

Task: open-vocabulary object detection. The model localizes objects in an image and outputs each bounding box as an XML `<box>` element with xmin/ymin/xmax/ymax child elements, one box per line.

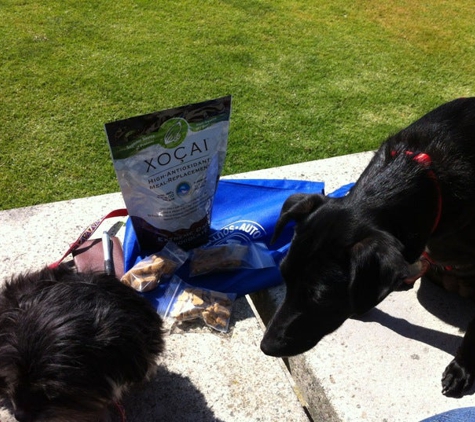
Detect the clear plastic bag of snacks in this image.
<box><xmin>158</xmin><ymin>276</ymin><xmax>236</xmax><ymax>332</ymax></box>
<box><xmin>120</xmin><ymin>242</ymin><xmax>188</xmax><ymax>292</ymax></box>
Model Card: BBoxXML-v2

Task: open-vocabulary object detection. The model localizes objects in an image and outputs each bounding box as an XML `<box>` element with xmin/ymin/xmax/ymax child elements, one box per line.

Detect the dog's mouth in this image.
<box><xmin>260</xmin><ymin>334</ymin><xmax>321</xmax><ymax>358</ymax></box>
<box><xmin>260</xmin><ymin>317</ymin><xmax>347</xmax><ymax>358</ymax></box>
<box><xmin>260</xmin><ymin>303</ymin><xmax>350</xmax><ymax>358</ymax></box>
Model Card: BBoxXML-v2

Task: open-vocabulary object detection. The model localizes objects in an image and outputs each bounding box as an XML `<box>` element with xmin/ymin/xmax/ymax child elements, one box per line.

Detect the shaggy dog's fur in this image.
<box><xmin>0</xmin><ymin>264</ymin><xmax>164</xmax><ymax>421</ymax></box>
<box><xmin>261</xmin><ymin>97</ymin><xmax>475</xmax><ymax>398</ymax></box>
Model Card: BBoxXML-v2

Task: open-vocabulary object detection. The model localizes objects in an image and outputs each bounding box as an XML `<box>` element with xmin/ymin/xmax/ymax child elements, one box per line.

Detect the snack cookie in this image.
<box><xmin>170</xmin><ymin>286</ymin><xmax>234</xmax><ymax>331</ymax></box>
<box><xmin>121</xmin><ymin>255</ymin><xmax>176</xmax><ymax>292</ymax></box>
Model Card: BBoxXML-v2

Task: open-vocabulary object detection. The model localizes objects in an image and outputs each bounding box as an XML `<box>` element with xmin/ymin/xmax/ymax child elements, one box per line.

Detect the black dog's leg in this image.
<box><xmin>442</xmin><ymin>317</ymin><xmax>475</xmax><ymax>397</ymax></box>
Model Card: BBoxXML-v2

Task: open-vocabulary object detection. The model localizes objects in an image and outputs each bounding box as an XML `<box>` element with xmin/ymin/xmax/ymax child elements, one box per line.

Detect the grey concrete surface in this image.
<box><xmin>2</xmin><ymin>150</ymin><xmax>475</xmax><ymax>422</ymax></box>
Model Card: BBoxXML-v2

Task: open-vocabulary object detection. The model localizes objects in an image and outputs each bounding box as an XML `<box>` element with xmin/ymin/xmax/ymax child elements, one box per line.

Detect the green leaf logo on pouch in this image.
<box><xmin>109</xmin><ymin>117</ymin><xmax>190</xmax><ymax>159</ymax></box>
<box><xmin>158</xmin><ymin>118</ymin><xmax>189</xmax><ymax>149</ymax></box>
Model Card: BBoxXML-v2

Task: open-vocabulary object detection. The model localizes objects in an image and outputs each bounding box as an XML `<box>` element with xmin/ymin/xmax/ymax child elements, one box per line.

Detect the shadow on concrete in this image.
<box><xmin>417</xmin><ymin>277</ymin><xmax>475</xmax><ymax>330</ymax></box>
<box><xmin>356</xmin><ymin>278</ymin><xmax>475</xmax><ymax>357</ymax></box>
<box><xmin>357</xmin><ymin>307</ymin><xmax>461</xmax><ymax>356</ymax></box>
<box><xmin>117</xmin><ymin>366</ymin><xmax>225</xmax><ymax>422</ymax></box>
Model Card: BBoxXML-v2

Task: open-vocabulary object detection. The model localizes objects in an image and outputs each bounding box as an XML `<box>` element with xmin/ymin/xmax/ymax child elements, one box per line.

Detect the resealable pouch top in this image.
<box><xmin>105</xmin><ymin>96</ymin><xmax>232</xmax><ymax>251</ymax></box>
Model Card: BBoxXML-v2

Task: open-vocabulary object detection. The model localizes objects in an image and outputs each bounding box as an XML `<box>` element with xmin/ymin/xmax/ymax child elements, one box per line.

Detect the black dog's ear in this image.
<box><xmin>271</xmin><ymin>193</ymin><xmax>327</xmax><ymax>244</ymax></box>
<box><xmin>349</xmin><ymin>231</ymin><xmax>410</xmax><ymax>315</ymax></box>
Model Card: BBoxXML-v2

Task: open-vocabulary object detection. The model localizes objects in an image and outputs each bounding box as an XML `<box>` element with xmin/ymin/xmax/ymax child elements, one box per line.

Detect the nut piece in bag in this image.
<box><xmin>202</xmin><ymin>302</ymin><xmax>232</xmax><ymax>331</ymax></box>
<box><xmin>158</xmin><ymin>277</ymin><xmax>236</xmax><ymax>332</ymax></box>
<box><xmin>120</xmin><ymin>242</ymin><xmax>188</xmax><ymax>292</ymax></box>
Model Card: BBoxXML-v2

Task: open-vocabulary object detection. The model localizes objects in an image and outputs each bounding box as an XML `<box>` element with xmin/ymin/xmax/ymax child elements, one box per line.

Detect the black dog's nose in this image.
<box><xmin>260</xmin><ymin>328</ymin><xmax>297</xmax><ymax>358</ymax></box>
<box><xmin>260</xmin><ymin>336</ymin><xmax>284</xmax><ymax>357</ymax></box>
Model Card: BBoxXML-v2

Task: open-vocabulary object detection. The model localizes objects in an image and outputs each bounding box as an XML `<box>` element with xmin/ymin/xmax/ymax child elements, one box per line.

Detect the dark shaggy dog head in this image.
<box><xmin>0</xmin><ymin>265</ymin><xmax>164</xmax><ymax>422</ymax></box>
<box><xmin>260</xmin><ymin>193</ymin><xmax>416</xmax><ymax>357</ymax></box>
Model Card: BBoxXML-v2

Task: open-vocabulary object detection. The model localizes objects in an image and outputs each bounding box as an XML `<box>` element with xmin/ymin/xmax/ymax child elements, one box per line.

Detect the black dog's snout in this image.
<box><xmin>260</xmin><ymin>334</ymin><xmax>287</xmax><ymax>358</ymax></box>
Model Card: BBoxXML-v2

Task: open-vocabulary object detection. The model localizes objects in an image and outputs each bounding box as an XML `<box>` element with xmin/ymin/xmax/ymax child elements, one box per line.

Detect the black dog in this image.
<box><xmin>0</xmin><ymin>264</ymin><xmax>164</xmax><ymax>421</ymax></box>
<box><xmin>260</xmin><ymin>97</ymin><xmax>475</xmax><ymax>398</ymax></box>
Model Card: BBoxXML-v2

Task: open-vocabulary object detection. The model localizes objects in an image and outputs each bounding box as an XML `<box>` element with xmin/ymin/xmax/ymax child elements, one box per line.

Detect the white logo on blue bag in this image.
<box><xmin>209</xmin><ymin>220</ymin><xmax>266</xmax><ymax>245</ymax></box>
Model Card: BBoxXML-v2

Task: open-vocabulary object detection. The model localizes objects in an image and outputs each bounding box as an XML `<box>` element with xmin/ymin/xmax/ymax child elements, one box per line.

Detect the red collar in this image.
<box><xmin>391</xmin><ymin>150</ymin><xmax>442</xmax><ymax>233</ymax></box>
<box><xmin>390</xmin><ymin>150</ymin><xmax>443</xmax><ymax>284</ymax></box>
<box><xmin>411</xmin><ymin>152</ymin><xmax>442</xmax><ymax>233</ymax></box>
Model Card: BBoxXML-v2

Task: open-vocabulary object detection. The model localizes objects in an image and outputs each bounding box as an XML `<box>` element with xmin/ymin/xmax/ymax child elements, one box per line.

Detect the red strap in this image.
<box><xmin>421</xmin><ymin>251</ymin><xmax>453</xmax><ymax>272</ymax></box>
<box><xmin>411</xmin><ymin>153</ymin><xmax>442</xmax><ymax>233</ymax></box>
<box><xmin>49</xmin><ymin>208</ymin><xmax>128</xmax><ymax>269</ymax></box>
<box><xmin>402</xmin><ymin>249</ymin><xmax>455</xmax><ymax>286</ymax></box>
<box><xmin>391</xmin><ymin>150</ymin><xmax>448</xmax><ymax>280</ymax></box>
<box><xmin>391</xmin><ymin>150</ymin><xmax>442</xmax><ymax>234</ymax></box>
<box><xmin>114</xmin><ymin>401</ymin><xmax>127</xmax><ymax>422</ymax></box>
<box><xmin>411</xmin><ymin>152</ymin><xmax>431</xmax><ymax>166</ymax></box>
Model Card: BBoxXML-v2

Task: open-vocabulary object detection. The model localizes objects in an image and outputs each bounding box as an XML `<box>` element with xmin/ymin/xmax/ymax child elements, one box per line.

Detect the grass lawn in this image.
<box><xmin>1</xmin><ymin>0</ymin><xmax>474</xmax><ymax>210</ymax></box>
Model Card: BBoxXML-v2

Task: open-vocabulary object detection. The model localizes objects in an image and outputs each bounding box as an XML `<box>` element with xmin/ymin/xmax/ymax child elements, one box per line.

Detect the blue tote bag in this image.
<box><xmin>123</xmin><ymin>178</ymin><xmax>353</xmax><ymax>299</ymax></box>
